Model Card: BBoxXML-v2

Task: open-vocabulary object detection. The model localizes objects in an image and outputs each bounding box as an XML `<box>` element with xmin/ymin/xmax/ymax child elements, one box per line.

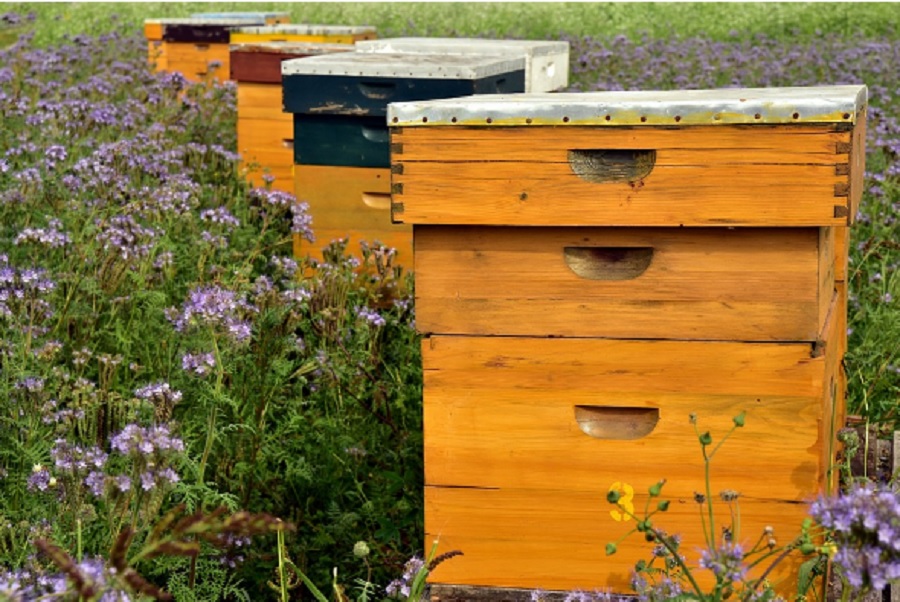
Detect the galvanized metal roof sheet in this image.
<box><xmin>386</xmin><ymin>85</ymin><xmax>868</xmax><ymax>126</ymax></box>
<box><xmin>281</xmin><ymin>51</ymin><xmax>526</xmax><ymax>79</ymax></box>
<box><xmin>355</xmin><ymin>37</ymin><xmax>569</xmax><ymax>58</ymax></box>
<box><xmin>234</xmin><ymin>24</ymin><xmax>376</xmax><ymax>36</ymax></box>
<box><xmin>144</xmin><ymin>17</ymin><xmax>262</xmax><ymax>26</ymax></box>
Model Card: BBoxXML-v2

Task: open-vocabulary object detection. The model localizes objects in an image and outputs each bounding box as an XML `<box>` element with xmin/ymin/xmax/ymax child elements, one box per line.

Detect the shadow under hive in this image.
<box><xmin>280</xmin><ymin>51</ymin><xmax>527</xmax><ymax>265</ymax></box>
<box><xmin>144</xmin><ymin>16</ymin><xmax>277</xmax><ymax>83</ymax></box>
<box><xmin>387</xmin><ymin>85</ymin><xmax>867</xmax><ymax>596</ymax></box>
<box><xmin>230</xmin><ymin>41</ymin><xmax>354</xmax><ymax>192</ymax></box>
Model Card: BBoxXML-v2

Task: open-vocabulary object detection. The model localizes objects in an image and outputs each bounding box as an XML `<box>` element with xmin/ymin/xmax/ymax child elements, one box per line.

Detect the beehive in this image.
<box><xmin>231</xmin><ymin>42</ymin><xmax>353</xmax><ymax>192</ymax></box>
<box><xmin>229</xmin><ymin>24</ymin><xmax>376</xmax><ymax>45</ymax></box>
<box><xmin>387</xmin><ymin>85</ymin><xmax>867</xmax><ymax>595</ymax></box>
<box><xmin>281</xmin><ymin>52</ymin><xmax>526</xmax><ymax>264</ymax></box>
<box><xmin>144</xmin><ymin>17</ymin><xmax>261</xmax><ymax>82</ymax></box>
<box><xmin>354</xmin><ymin>37</ymin><xmax>570</xmax><ymax>92</ymax></box>
<box><xmin>190</xmin><ymin>11</ymin><xmax>291</xmax><ymax>25</ymax></box>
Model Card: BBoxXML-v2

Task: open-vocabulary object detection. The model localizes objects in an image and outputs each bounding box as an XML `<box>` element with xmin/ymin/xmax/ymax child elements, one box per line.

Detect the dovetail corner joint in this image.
<box><xmin>834</xmin><ymin>205</ymin><xmax>850</xmax><ymax>219</ymax></box>
<box><xmin>834</xmin><ymin>164</ymin><xmax>850</xmax><ymax>176</ymax></box>
<box><xmin>391</xmin><ymin>164</ymin><xmax>404</xmax><ymax>175</ymax></box>
<box><xmin>391</xmin><ymin>183</ymin><xmax>403</xmax><ymax>195</ymax></box>
<box><xmin>811</xmin><ymin>339</ymin><xmax>827</xmax><ymax>358</ymax></box>
<box><xmin>834</xmin><ymin>183</ymin><xmax>850</xmax><ymax>197</ymax></box>
<box><xmin>391</xmin><ymin>202</ymin><xmax>404</xmax><ymax>214</ymax></box>
<box><xmin>835</xmin><ymin>141</ymin><xmax>852</xmax><ymax>154</ymax></box>
<box><xmin>390</xmin><ymin>143</ymin><xmax>403</xmax><ymax>155</ymax></box>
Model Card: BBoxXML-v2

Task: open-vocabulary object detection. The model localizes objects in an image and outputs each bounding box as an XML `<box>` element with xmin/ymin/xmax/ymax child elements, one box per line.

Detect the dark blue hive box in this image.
<box><xmin>281</xmin><ymin>52</ymin><xmax>525</xmax><ymax>168</ymax></box>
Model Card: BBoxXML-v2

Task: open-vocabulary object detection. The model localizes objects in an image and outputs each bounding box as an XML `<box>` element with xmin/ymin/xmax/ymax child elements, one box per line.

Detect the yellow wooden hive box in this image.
<box><xmin>145</xmin><ymin>17</ymin><xmax>264</xmax><ymax>82</ymax></box>
<box><xmin>387</xmin><ymin>85</ymin><xmax>867</xmax><ymax>597</ymax></box>
<box><xmin>230</xmin><ymin>42</ymin><xmax>353</xmax><ymax>192</ymax></box>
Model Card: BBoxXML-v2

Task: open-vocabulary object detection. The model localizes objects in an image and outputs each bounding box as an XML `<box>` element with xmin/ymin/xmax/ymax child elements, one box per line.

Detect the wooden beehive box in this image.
<box><xmin>231</xmin><ymin>42</ymin><xmax>353</xmax><ymax>192</ymax></box>
<box><xmin>144</xmin><ymin>17</ymin><xmax>261</xmax><ymax>82</ymax></box>
<box><xmin>354</xmin><ymin>37</ymin><xmax>570</xmax><ymax>92</ymax></box>
<box><xmin>281</xmin><ymin>52</ymin><xmax>526</xmax><ymax>264</ymax></box>
<box><xmin>387</xmin><ymin>85</ymin><xmax>867</xmax><ymax>596</ymax></box>
<box><xmin>229</xmin><ymin>23</ymin><xmax>377</xmax><ymax>45</ymax></box>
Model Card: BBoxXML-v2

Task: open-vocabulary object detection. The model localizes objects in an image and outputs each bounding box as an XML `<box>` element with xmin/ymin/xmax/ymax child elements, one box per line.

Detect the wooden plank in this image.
<box><xmin>237</xmin><ymin>82</ymin><xmax>291</xmax><ymax>114</ymax></box>
<box><xmin>393</xmin><ymin>161</ymin><xmax>846</xmax><ymax>226</ymax></box>
<box><xmin>147</xmin><ymin>41</ymin><xmax>167</xmax><ymax>70</ymax></box>
<box><xmin>424</xmin><ymin>486</ymin><xmax>810</xmax><ymax>595</ymax></box>
<box><xmin>237</xmin><ymin>119</ymin><xmax>294</xmax><ymax>150</ymax></box>
<box><xmin>414</xmin><ymin>226</ymin><xmax>830</xmax><ymax>341</ymax></box>
<box><xmin>847</xmin><ymin>110</ymin><xmax>867</xmax><ymax>225</ymax></box>
<box><xmin>818</xmin><ymin>227</ymin><xmax>836</xmax><ymax>332</ymax></box>
<box><xmin>422</xmin><ymin>334</ymin><xmax>829</xmax><ymax>499</ymax></box>
<box><xmin>292</xmin><ymin>165</ymin><xmax>412</xmax><ymax>263</ymax></box>
<box><xmin>161</xmin><ymin>42</ymin><xmax>231</xmax><ymax>79</ymax></box>
<box><xmin>393</xmin><ymin>125</ymin><xmax>850</xmax><ymax>162</ymax></box>
<box><xmin>834</xmin><ymin>225</ymin><xmax>850</xmax><ymax>283</ymax></box>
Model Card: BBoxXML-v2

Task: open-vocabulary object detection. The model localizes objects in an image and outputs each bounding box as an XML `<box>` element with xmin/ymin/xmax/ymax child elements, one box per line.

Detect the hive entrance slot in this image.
<box><xmin>575</xmin><ymin>406</ymin><xmax>660</xmax><ymax>440</ymax></box>
<box><xmin>362</xmin><ymin>192</ymin><xmax>391</xmax><ymax>210</ymax></box>
<box><xmin>567</xmin><ymin>149</ymin><xmax>656</xmax><ymax>183</ymax></box>
<box><xmin>563</xmin><ymin>247</ymin><xmax>653</xmax><ymax>280</ymax></box>
<box><xmin>358</xmin><ymin>82</ymin><xmax>396</xmax><ymax>100</ymax></box>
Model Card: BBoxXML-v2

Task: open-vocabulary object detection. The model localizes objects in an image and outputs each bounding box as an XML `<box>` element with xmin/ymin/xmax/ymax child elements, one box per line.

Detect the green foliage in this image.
<box><xmin>606</xmin><ymin>415</ymin><xmax>825</xmax><ymax>602</ymax></box>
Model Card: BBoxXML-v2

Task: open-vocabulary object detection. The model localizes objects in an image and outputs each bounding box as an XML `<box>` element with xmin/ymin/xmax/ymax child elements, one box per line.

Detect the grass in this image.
<box><xmin>13</xmin><ymin>2</ymin><xmax>900</xmax><ymax>48</ymax></box>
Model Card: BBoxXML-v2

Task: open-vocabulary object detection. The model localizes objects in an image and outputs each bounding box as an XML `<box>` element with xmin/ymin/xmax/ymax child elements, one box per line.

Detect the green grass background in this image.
<box><xmin>12</xmin><ymin>2</ymin><xmax>898</xmax><ymax>47</ymax></box>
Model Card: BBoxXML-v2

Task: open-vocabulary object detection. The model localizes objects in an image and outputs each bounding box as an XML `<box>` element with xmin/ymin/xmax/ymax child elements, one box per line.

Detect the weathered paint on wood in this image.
<box><xmin>391</xmin><ymin>125</ymin><xmax>853</xmax><ymax>227</ymax></box>
<box><xmin>292</xmin><ymin>165</ymin><xmax>412</xmax><ymax>263</ymax></box>
<box><xmin>230</xmin><ymin>43</ymin><xmax>352</xmax><ymax>84</ymax></box>
<box><xmin>413</xmin><ymin>225</ymin><xmax>835</xmax><ymax>342</ymax></box>
<box><xmin>282</xmin><ymin>71</ymin><xmax>526</xmax><ymax>117</ymax></box>
<box><xmin>293</xmin><ymin>115</ymin><xmax>391</xmax><ymax>168</ymax></box>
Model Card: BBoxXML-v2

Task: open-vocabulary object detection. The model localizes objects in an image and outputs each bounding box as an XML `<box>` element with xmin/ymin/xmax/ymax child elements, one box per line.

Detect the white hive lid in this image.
<box><xmin>387</xmin><ymin>85</ymin><xmax>868</xmax><ymax>126</ymax></box>
<box><xmin>281</xmin><ymin>51</ymin><xmax>526</xmax><ymax>79</ymax></box>
<box><xmin>355</xmin><ymin>37</ymin><xmax>569</xmax><ymax>58</ymax></box>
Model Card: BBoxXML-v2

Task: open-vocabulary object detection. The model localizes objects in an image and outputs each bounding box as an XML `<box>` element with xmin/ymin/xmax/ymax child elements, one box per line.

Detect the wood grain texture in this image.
<box><xmin>151</xmin><ymin>42</ymin><xmax>231</xmax><ymax>81</ymax></box>
<box><xmin>848</xmin><ymin>111</ymin><xmax>867</xmax><ymax>225</ymax></box>
<box><xmin>422</xmin><ymin>334</ymin><xmax>834</xmax><ymax>500</ymax></box>
<box><xmin>237</xmin><ymin>82</ymin><xmax>292</xmax><ymax>117</ymax></box>
<box><xmin>413</xmin><ymin>226</ymin><xmax>833</xmax><ymax>341</ymax></box>
<box><xmin>424</xmin><ymin>487</ymin><xmax>810</xmax><ymax>594</ymax></box>
<box><xmin>391</xmin><ymin>126</ymin><xmax>852</xmax><ymax>226</ymax></box>
<box><xmin>292</xmin><ymin>165</ymin><xmax>412</xmax><ymax>263</ymax></box>
<box><xmin>237</xmin><ymin>118</ymin><xmax>294</xmax><ymax>149</ymax></box>
<box><xmin>834</xmin><ymin>225</ymin><xmax>850</xmax><ymax>283</ymax></box>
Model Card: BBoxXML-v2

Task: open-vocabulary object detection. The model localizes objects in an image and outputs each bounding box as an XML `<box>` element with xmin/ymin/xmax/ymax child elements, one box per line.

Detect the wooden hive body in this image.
<box><xmin>387</xmin><ymin>86</ymin><xmax>867</xmax><ymax>597</ymax></box>
<box><xmin>144</xmin><ymin>17</ymin><xmax>262</xmax><ymax>82</ymax></box>
<box><xmin>282</xmin><ymin>52</ymin><xmax>526</xmax><ymax>263</ymax></box>
<box><xmin>231</xmin><ymin>42</ymin><xmax>353</xmax><ymax>191</ymax></box>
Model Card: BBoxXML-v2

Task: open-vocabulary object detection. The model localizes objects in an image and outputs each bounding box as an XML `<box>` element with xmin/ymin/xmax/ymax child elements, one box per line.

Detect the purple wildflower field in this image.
<box><xmin>0</xmin><ymin>9</ymin><xmax>897</xmax><ymax>602</ymax></box>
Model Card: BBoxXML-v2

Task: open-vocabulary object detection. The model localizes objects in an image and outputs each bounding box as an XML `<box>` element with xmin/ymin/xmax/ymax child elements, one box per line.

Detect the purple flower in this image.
<box><xmin>385</xmin><ymin>556</ymin><xmax>425</xmax><ymax>598</ymax></box>
<box><xmin>698</xmin><ymin>542</ymin><xmax>746</xmax><ymax>582</ymax></box>
<box><xmin>199</xmin><ymin>206</ymin><xmax>240</xmax><ymax>229</ymax></box>
<box><xmin>27</xmin><ymin>465</ymin><xmax>51</xmax><ymax>492</ymax></box>
<box><xmin>356</xmin><ymin>306</ymin><xmax>386</xmax><ymax>328</ymax></box>
<box><xmin>810</xmin><ymin>482</ymin><xmax>900</xmax><ymax>592</ymax></box>
<box><xmin>110</xmin><ymin>423</ymin><xmax>185</xmax><ymax>456</ymax></box>
<box><xmin>181</xmin><ymin>352</ymin><xmax>216</xmax><ymax>376</ymax></box>
<box><xmin>168</xmin><ymin>285</ymin><xmax>256</xmax><ymax>342</ymax></box>
<box><xmin>85</xmin><ymin>471</ymin><xmax>106</xmax><ymax>497</ymax></box>
<box><xmin>134</xmin><ymin>381</ymin><xmax>182</xmax><ymax>405</ymax></box>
